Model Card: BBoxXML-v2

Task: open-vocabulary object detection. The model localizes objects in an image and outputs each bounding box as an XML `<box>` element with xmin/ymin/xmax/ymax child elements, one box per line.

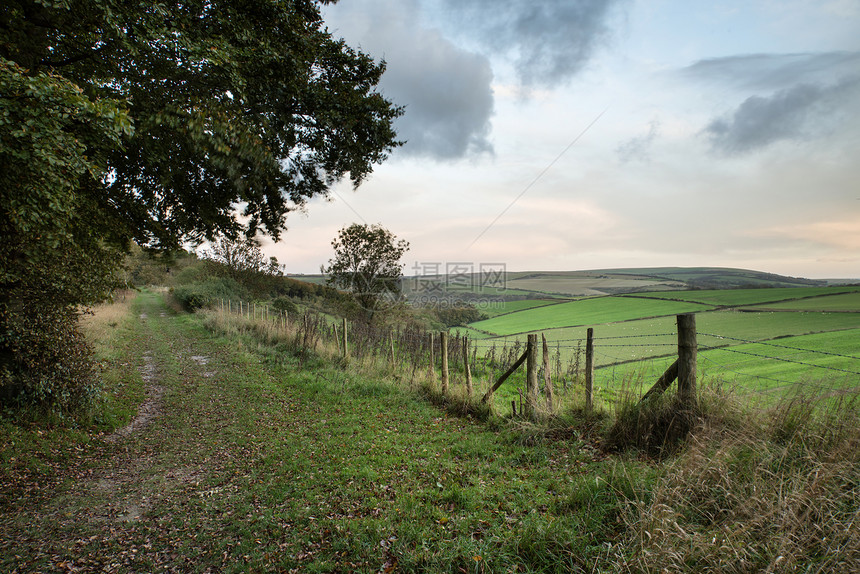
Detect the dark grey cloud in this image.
<box><xmin>437</xmin><ymin>0</ymin><xmax>626</xmax><ymax>87</ymax></box>
<box><xmin>323</xmin><ymin>0</ymin><xmax>494</xmax><ymax>160</ymax></box>
<box><xmin>683</xmin><ymin>52</ymin><xmax>860</xmax><ymax>154</ymax></box>
<box><xmin>616</xmin><ymin>119</ymin><xmax>659</xmax><ymax>163</ymax></box>
<box><xmin>682</xmin><ymin>51</ymin><xmax>860</xmax><ymax>91</ymax></box>
<box><xmin>381</xmin><ymin>38</ymin><xmax>494</xmax><ymax>160</ymax></box>
<box><xmin>704</xmin><ymin>77</ymin><xmax>860</xmax><ymax>154</ymax></box>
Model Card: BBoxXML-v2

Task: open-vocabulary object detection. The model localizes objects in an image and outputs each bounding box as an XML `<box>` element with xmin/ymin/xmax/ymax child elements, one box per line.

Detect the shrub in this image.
<box><xmin>0</xmin><ymin>300</ymin><xmax>99</xmax><ymax>414</ymax></box>
<box><xmin>434</xmin><ymin>304</ymin><xmax>487</xmax><ymax>327</ymax></box>
<box><xmin>271</xmin><ymin>296</ymin><xmax>299</xmax><ymax>316</ymax></box>
<box><xmin>172</xmin><ymin>278</ymin><xmax>250</xmax><ymax>312</ymax></box>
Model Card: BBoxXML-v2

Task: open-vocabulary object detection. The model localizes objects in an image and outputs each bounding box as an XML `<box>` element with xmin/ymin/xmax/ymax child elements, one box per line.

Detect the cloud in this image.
<box><xmin>682</xmin><ymin>51</ymin><xmax>860</xmax><ymax>90</ymax></box>
<box><xmin>438</xmin><ymin>0</ymin><xmax>625</xmax><ymax>87</ymax></box>
<box><xmin>704</xmin><ymin>77</ymin><xmax>860</xmax><ymax>153</ymax></box>
<box><xmin>616</xmin><ymin>119</ymin><xmax>659</xmax><ymax>163</ymax></box>
<box><xmin>705</xmin><ymin>83</ymin><xmax>823</xmax><ymax>153</ymax></box>
<box><xmin>681</xmin><ymin>51</ymin><xmax>860</xmax><ymax>153</ymax></box>
<box><xmin>382</xmin><ymin>40</ymin><xmax>494</xmax><ymax>160</ymax></box>
<box><xmin>323</xmin><ymin>0</ymin><xmax>494</xmax><ymax>160</ymax></box>
<box><xmin>760</xmin><ymin>216</ymin><xmax>860</xmax><ymax>251</ymax></box>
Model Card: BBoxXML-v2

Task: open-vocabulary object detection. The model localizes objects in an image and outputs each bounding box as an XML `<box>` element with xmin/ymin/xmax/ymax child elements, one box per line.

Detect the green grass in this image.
<box><xmin>466</xmin><ymin>302</ymin><xmax>860</xmax><ymax>371</ymax></box>
<box><xmin>622</xmin><ymin>285</ymin><xmax>860</xmax><ymax>306</ymax></box>
<box><xmin>587</xmin><ymin>327</ymin><xmax>860</xmax><ymax>403</ymax></box>
<box><xmin>4</xmin><ymin>289</ymin><xmax>859</xmax><ymax>572</ymax></box>
<box><xmin>466</xmin><ymin>308</ymin><xmax>860</xmax><ymax>406</ymax></box>
<box><xmin>0</xmin><ymin>291</ymin><xmax>653</xmax><ymax>573</ymax></box>
<box><xmin>756</xmin><ymin>291</ymin><xmax>860</xmax><ymax>311</ymax></box>
<box><xmin>699</xmin><ymin>328</ymin><xmax>860</xmax><ymax>391</ymax></box>
<box><xmin>470</xmin><ymin>296</ymin><xmax>712</xmax><ymax>336</ymax></box>
<box><xmin>476</xmin><ymin>298</ymin><xmax>563</xmax><ymax>318</ymax></box>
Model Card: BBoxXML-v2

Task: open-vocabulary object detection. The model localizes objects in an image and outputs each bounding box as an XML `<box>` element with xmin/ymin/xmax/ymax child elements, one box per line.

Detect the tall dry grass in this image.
<box><xmin>614</xmin><ymin>391</ymin><xmax>860</xmax><ymax>572</ymax></box>
<box><xmin>79</xmin><ymin>289</ymin><xmax>138</xmax><ymax>346</ymax></box>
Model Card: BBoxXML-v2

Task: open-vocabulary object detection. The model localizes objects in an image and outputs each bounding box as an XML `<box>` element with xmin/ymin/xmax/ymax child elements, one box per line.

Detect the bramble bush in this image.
<box><xmin>171</xmin><ymin>278</ymin><xmax>250</xmax><ymax>312</ymax></box>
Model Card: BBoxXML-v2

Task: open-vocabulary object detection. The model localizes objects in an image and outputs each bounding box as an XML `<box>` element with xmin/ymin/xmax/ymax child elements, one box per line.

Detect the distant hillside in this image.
<box><xmin>286</xmin><ymin>267</ymin><xmax>831</xmax><ymax>300</ymax></box>
<box><xmin>592</xmin><ymin>267</ymin><xmax>824</xmax><ymax>290</ymax></box>
<box><xmin>409</xmin><ymin>267</ymin><xmax>826</xmax><ymax>300</ymax></box>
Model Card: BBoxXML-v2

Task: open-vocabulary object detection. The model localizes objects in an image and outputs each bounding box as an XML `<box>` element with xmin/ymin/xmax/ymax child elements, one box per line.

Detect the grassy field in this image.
<box><xmin>476</xmin><ymin>298</ymin><xmax>561</xmax><ymax>318</ymax></box>
<box><xmin>493</xmin><ymin>309</ymin><xmax>860</xmax><ymax>366</ymax></box>
<box><xmin>2</xmin><ymin>291</ymin><xmax>858</xmax><ymax>571</ymax></box>
<box><xmin>470</xmin><ymin>297</ymin><xmax>713</xmax><ymax>335</ymax></box>
<box><xmin>1</xmin><ymin>292</ymin><xmax>645</xmax><ymax>572</ymax></box>
<box><xmin>398</xmin><ymin>267</ymin><xmax>836</xmax><ymax>301</ymax></box>
<box><xmin>502</xmin><ymin>272</ymin><xmax>682</xmax><ymax>296</ymax></box>
<box><xmin>593</xmin><ymin>328</ymin><xmax>860</xmax><ymax>402</ymax></box>
<box><xmin>622</xmin><ymin>285</ymin><xmax>860</xmax><ymax>306</ymax></box>
<box><xmin>459</xmin><ymin>286</ymin><xmax>860</xmax><ymax>402</ymax></box>
<box><xmin>757</xmin><ymin>290</ymin><xmax>860</xmax><ymax>311</ymax></box>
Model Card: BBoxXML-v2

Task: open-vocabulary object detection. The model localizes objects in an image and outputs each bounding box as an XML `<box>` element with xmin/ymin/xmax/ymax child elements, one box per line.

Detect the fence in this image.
<box><xmin>216</xmin><ymin>300</ymin><xmax>860</xmax><ymax>417</ymax></box>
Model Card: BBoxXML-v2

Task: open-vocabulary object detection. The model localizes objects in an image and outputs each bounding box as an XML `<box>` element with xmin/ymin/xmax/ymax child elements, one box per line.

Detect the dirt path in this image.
<box><xmin>1</xmin><ymin>291</ymin><xmax>609</xmax><ymax>573</ymax></box>
<box><xmin>0</xmin><ymin>294</ymin><xmax>236</xmax><ymax>572</ymax></box>
<box><xmin>106</xmin><ymin>352</ymin><xmax>163</xmax><ymax>444</ymax></box>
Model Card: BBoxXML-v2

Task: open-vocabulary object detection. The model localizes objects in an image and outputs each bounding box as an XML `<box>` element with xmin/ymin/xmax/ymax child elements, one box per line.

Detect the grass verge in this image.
<box><xmin>2</xmin><ymin>290</ymin><xmax>857</xmax><ymax>572</ymax></box>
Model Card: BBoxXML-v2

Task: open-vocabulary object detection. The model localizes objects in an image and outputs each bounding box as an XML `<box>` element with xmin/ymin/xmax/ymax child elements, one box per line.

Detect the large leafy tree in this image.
<box><xmin>0</xmin><ymin>0</ymin><xmax>402</xmax><ymax>409</ymax></box>
<box><xmin>1</xmin><ymin>0</ymin><xmax>401</xmax><ymax>248</ymax></box>
<box><xmin>323</xmin><ymin>223</ymin><xmax>410</xmax><ymax>320</ymax></box>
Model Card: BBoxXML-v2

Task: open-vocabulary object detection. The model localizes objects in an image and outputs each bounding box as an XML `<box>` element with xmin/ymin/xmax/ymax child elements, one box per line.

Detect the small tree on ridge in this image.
<box><xmin>322</xmin><ymin>224</ymin><xmax>409</xmax><ymax>320</ymax></box>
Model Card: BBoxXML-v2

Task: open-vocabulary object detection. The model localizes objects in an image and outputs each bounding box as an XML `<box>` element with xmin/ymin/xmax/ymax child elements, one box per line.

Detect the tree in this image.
<box><xmin>0</xmin><ymin>1</ymin><xmax>402</xmax><ymax>410</ymax></box>
<box><xmin>0</xmin><ymin>57</ymin><xmax>130</xmax><ymax>410</ymax></box>
<box><xmin>201</xmin><ymin>236</ymin><xmax>283</xmax><ymax>295</ymax></box>
<box><xmin>203</xmin><ymin>237</ymin><xmax>282</xmax><ymax>279</ymax></box>
<box><xmin>2</xmin><ymin>0</ymin><xmax>401</xmax><ymax>249</ymax></box>
<box><xmin>322</xmin><ymin>224</ymin><xmax>410</xmax><ymax>319</ymax></box>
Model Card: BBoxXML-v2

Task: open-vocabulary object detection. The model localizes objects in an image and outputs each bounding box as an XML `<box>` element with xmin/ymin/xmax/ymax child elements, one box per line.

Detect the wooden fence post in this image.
<box><xmin>342</xmin><ymin>318</ymin><xmax>348</xmax><ymax>359</ymax></box>
<box><xmin>463</xmin><ymin>337</ymin><xmax>473</xmax><ymax>398</ymax></box>
<box><xmin>542</xmin><ymin>334</ymin><xmax>554</xmax><ymax>413</ymax></box>
<box><xmin>428</xmin><ymin>333</ymin><xmax>435</xmax><ymax>381</ymax></box>
<box><xmin>585</xmin><ymin>327</ymin><xmax>594</xmax><ymax>413</ymax></box>
<box><xmin>676</xmin><ymin>313</ymin><xmax>697</xmax><ymax>408</ymax></box>
<box><xmin>481</xmin><ymin>350</ymin><xmax>528</xmax><ymax>403</ymax></box>
<box><xmin>440</xmin><ymin>331</ymin><xmax>449</xmax><ymax>394</ymax></box>
<box><xmin>640</xmin><ymin>359</ymin><xmax>679</xmax><ymax>403</ymax></box>
<box><xmin>333</xmin><ymin>323</ymin><xmax>340</xmax><ymax>354</ymax></box>
<box><xmin>526</xmin><ymin>334</ymin><xmax>539</xmax><ymax>418</ymax></box>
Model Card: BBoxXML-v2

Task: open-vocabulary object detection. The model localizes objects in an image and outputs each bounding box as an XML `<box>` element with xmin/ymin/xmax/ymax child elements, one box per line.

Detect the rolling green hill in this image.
<box><xmin>292</xmin><ymin>266</ymin><xmax>850</xmax><ymax>302</ymax></box>
<box><xmin>458</xmin><ymin>283</ymin><xmax>860</xmax><ymax>400</ymax></box>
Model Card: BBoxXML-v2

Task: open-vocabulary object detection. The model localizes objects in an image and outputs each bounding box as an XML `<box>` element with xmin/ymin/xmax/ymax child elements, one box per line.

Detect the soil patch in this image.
<box><xmin>105</xmin><ymin>353</ymin><xmax>163</xmax><ymax>444</ymax></box>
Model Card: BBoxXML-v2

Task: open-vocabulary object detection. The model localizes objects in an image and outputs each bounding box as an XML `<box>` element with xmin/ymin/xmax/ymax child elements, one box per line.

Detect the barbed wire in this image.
<box><xmin>596</xmin><ymin>343</ymin><xmax>676</xmax><ymax>348</ymax></box>
<box><xmin>219</xmin><ymin>300</ymin><xmax>858</xmax><ymax>401</ymax></box>
<box><xmin>700</xmin><ymin>355</ymin><xmax>855</xmax><ymax>398</ymax></box>
<box><xmin>700</xmin><ymin>344</ymin><xmax>860</xmax><ymax>376</ymax></box>
<box><xmin>699</xmin><ymin>332</ymin><xmax>860</xmax><ymax>360</ymax></box>
<box><xmin>593</xmin><ymin>333</ymin><xmax>676</xmax><ymax>340</ymax></box>
<box><xmin>699</xmin><ymin>354</ymin><xmax>796</xmax><ymax>389</ymax></box>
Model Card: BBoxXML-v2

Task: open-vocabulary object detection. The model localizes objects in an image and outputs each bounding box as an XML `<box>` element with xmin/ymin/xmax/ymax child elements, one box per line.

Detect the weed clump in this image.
<box><xmin>614</xmin><ymin>392</ymin><xmax>860</xmax><ymax>572</ymax></box>
<box><xmin>604</xmin><ymin>392</ymin><xmax>700</xmax><ymax>457</ymax></box>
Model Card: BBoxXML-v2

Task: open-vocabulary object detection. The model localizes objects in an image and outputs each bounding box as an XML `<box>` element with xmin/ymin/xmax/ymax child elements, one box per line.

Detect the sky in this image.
<box><xmin>263</xmin><ymin>0</ymin><xmax>860</xmax><ymax>279</ymax></box>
